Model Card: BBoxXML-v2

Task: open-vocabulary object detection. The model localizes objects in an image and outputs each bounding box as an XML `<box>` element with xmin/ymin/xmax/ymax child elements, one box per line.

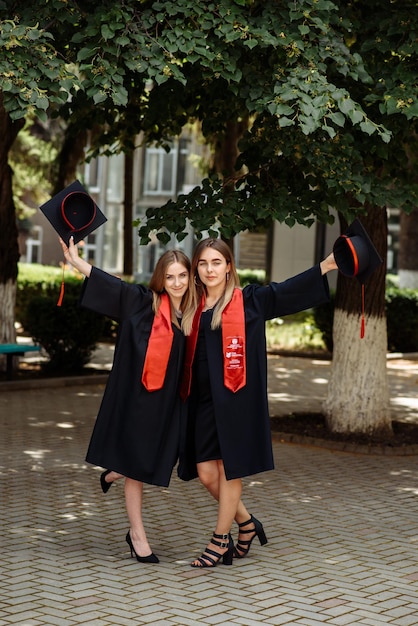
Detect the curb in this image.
<box><xmin>272</xmin><ymin>431</ymin><xmax>418</xmax><ymax>456</ymax></box>
<box><xmin>0</xmin><ymin>373</ymin><xmax>108</xmax><ymax>392</ymax></box>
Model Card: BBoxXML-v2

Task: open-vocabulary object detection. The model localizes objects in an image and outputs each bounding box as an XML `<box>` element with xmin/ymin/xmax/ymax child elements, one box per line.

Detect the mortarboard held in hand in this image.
<box><xmin>39</xmin><ymin>180</ymin><xmax>107</xmax><ymax>306</ymax></box>
<box><xmin>333</xmin><ymin>218</ymin><xmax>383</xmax><ymax>338</ymax></box>
<box><xmin>39</xmin><ymin>180</ymin><xmax>107</xmax><ymax>246</ymax></box>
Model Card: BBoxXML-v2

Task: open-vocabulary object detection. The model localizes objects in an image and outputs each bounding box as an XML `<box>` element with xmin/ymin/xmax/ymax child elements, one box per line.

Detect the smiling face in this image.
<box><xmin>163</xmin><ymin>262</ymin><xmax>189</xmax><ymax>302</ymax></box>
<box><xmin>196</xmin><ymin>247</ymin><xmax>231</xmax><ymax>291</ymax></box>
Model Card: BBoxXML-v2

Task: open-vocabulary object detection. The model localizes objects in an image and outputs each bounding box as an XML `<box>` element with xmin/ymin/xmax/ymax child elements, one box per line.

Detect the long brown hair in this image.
<box><xmin>182</xmin><ymin>238</ymin><xmax>240</xmax><ymax>335</ymax></box>
<box><xmin>148</xmin><ymin>249</ymin><xmax>191</xmax><ymax>327</ymax></box>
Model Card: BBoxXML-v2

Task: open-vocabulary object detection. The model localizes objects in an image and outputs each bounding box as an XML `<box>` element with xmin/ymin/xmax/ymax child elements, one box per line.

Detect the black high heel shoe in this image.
<box><xmin>125</xmin><ymin>531</ymin><xmax>159</xmax><ymax>564</ymax></box>
<box><xmin>100</xmin><ymin>469</ymin><xmax>113</xmax><ymax>494</ymax></box>
<box><xmin>191</xmin><ymin>532</ymin><xmax>234</xmax><ymax>568</ymax></box>
<box><xmin>233</xmin><ymin>515</ymin><xmax>268</xmax><ymax>559</ymax></box>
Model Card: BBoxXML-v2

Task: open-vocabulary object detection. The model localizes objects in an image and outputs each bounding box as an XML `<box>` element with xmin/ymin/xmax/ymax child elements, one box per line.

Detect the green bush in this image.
<box><xmin>24</xmin><ymin>294</ymin><xmax>106</xmax><ymax>373</ymax></box>
<box><xmin>313</xmin><ymin>287</ymin><xmax>418</xmax><ymax>353</ymax></box>
<box><xmin>386</xmin><ymin>287</ymin><xmax>418</xmax><ymax>353</ymax></box>
<box><xmin>16</xmin><ymin>263</ymin><xmax>116</xmax><ymax>341</ymax></box>
<box><xmin>237</xmin><ymin>268</ymin><xmax>266</xmax><ymax>287</ymax></box>
<box><xmin>312</xmin><ymin>295</ymin><xmax>335</xmax><ymax>352</ymax></box>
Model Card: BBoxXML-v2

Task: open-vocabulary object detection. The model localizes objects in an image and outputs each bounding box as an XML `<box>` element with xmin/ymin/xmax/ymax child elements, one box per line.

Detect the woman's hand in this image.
<box><xmin>320</xmin><ymin>252</ymin><xmax>338</xmax><ymax>275</ymax></box>
<box><xmin>59</xmin><ymin>236</ymin><xmax>92</xmax><ymax>277</ymax></box>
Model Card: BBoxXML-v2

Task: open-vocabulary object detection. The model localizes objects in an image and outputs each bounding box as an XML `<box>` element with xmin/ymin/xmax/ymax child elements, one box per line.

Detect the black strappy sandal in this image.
<box><xmin>233</xmin><ymin>515</ymin><xmax>268</xmax><ymax>559</ymax></box>
<box><xmin>191</xmin><ymin>532</ymin><xmax>234</xmax><ymax>568</ymax></box>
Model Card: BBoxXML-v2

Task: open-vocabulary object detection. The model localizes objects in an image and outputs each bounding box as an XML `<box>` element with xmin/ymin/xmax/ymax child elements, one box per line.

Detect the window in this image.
<box><xmin>143</xmin><ymin>139</ymin><xmax>190</xmax><ymax>196</ymax></box>
<box><xmin>143</xmin><ymin>145</ymin><xmax>179</xmax><ymax>196</ymax></box>
<box><xmin>25</xmin><ymin>226</ymin><xmax>43</xmax><ymax>264</ymax></box>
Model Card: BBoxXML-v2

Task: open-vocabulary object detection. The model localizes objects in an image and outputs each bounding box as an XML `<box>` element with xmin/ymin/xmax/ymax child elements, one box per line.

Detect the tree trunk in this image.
<box><xmin>54</xmin><ymin>125</ymin><xmax>88</xmax><ymax>193</ymax></box>
<box><xmin>398</xmin><ymin>208</ymin><xmax>418</xmax><ymax>288</ymax></box>
<box><xmin>211</xmin><ymin>118</ymin><xmax>248</xmax><ymax>252</ymax></box>
<box><xmin>324</xmin><ymin>206</ymin><xmax>392</xmax><ymax>437</ymax></box>
<box><xmin>0</xmin><ymin>95</ymin><xmax>24</xmax><ymax>371</ymax></box>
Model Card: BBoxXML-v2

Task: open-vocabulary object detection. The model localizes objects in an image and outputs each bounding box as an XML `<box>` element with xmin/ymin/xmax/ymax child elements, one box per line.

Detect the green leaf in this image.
<box><xmin>101</xmin><ymin>24</ymin><xmax>114</xmax><ymax>41</ymax></box>
<box><xmin>115</xmin><ymin>36</ymin><xmax>131</xmax><ymax>46</ymax></box>
<box><xmin>338</xmin><ymin>97</ymin><xmax>355</xmax><ymax>115</ymax></box>
<box><xmin>275</xmin><ymin>103</ymin><xmax>294</xmax><ymax>116</ymax></box>
<box><xmin>243</xmin><ymin>38</ymin><xmax>258</xmax><ymax>50</ymax></box>
<box><xmin>359</xmin><ymin>120</ymin><xmax>376</xmax><ymax>135</ymax></box>
<box><xmin>156</xmin><ymin>231</ymin><xmax>171</xmax><ymax>245</ymax></box>
<box><xmin>348</xmin><ymin>109</ymin><xmax>363</xmax><ymax>125</ymax></box>
<box><xmin>278</xmin><ymin>116</ymin><xmax>294</xmax><ymax>128</ymax></box>
<box><xmin>112</xmin><ymin>85</ymin><xmax>128</xmax><ymax>106</ymax></box>
<box><xmin>93</xmin><ymin>91</ymin><xmax>108</xmax><ymax>104</ymax></box>
<box><xmin>77</xmin><ymin>47</ymin><xmax>95</xmax><ymax>62</ymax></box>
<box><xmin>329</xmin><ymin>112</ymin><xmax>345</xmax><ymax>127</ymax></box>
<box><xmin>380</xmin><ymin>130</ymin><xmax>392</xmax><ymax>144</ymax></box>
<box><xmin>323</xmin><ymin>125</ymin><xmax>336</xmax><ymax>139</ymax></box>
<box><xmin>35</xmin><ymin>96</ymin><xmax>49</xmax><ymax>110</ymax></box>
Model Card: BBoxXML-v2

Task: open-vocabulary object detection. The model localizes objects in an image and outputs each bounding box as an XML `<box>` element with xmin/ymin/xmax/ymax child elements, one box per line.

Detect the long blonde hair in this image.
<box><xmin>148</xmin><ymin>249</ymin><xmax>191</xmax><ymax>328</ymax></box>
<box><xmin>182</xmin><ymin>238</ymin><xmax>240</xmax><ymax>335</ymax></box>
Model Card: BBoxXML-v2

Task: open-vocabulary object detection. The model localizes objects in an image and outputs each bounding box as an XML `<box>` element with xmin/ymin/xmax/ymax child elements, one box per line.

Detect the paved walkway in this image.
<box><xmin>1</xmin><ymin>349</ymin><xmax>418</xmax><ymax>625</ymax></box>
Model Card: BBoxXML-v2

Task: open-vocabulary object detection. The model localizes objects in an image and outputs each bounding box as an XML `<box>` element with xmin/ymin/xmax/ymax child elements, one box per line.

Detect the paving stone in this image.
<box><xmin>2</xmin><ymin>357</ymin><xmax>418</xmax><ymax>626</ymax></box>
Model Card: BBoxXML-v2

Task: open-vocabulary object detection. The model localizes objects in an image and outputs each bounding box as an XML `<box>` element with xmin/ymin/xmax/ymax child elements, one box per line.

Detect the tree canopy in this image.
<box><xmin>2</xmin><ymin>1</ymin><xmax>416</xmax><ymax>247</ymax></box>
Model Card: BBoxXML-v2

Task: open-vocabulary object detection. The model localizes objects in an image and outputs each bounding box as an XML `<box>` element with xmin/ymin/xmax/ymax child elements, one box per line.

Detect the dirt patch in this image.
<box><xmin>270</xmin><ymin>413</ymin><xmax>418</xmax><ymax>447</ymax></box>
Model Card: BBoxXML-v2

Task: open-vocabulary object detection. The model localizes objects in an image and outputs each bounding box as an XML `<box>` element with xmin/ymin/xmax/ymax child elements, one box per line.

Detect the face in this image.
<box><xmin>164</xmin><ymin>262</ymin><xmax>189</xmax><ymax>301</ymax></box>
<box><xmin>196</xmin><ymin>247</ymin><xmax>230</xmax><ymax>290</ymax></box>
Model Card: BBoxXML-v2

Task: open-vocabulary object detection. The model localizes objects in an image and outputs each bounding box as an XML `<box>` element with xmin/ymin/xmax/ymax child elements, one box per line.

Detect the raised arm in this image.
<box><xmin>320</xmin><ymin>252</ymin><xmax>338</xmax><ymax>276</ymax></box>
<box><xmin>59</xmin><ymin>236</ymin><xmax>92</xmax><ymax>277</ymax></box>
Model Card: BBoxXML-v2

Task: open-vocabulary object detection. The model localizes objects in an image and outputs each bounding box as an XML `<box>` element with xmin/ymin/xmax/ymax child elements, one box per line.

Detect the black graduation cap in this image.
<box><xmin>333</xmin><ymin>218</ymin><xmax>383</xmax><ymax>284</ymax></box>
<box><xmin>333</xmin><ymin>218</ymin><xmax>383</xmax><ymax>338</ymax></box>
<box><xmin>39</xmin><ymin>180</ymin><xmax>107</xmax><ymax>245</ymax></box>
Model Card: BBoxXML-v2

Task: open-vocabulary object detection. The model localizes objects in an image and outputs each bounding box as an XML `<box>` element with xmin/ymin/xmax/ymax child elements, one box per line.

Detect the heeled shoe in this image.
<box><xmin>100</xmin><ymin>469</ymin><xmax>113</xmax><ymax>494</ymax></box>
<box><xmin>233</xmin><ymin>514</ymin><xmax>268</xmax><ymax>559</ymax></box>
<box><xmin>125</xmin><ymin>531</ymin><xmax>159</xmax><ymax>564</ymax></box>
<box><xmin>191</xmin><ymin>532</ymin><xmax>234</xmax><ymax>568</ymax></box>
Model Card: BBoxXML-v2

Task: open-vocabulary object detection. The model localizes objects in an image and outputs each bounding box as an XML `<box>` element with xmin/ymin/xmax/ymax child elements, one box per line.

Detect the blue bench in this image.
<box><xmin>0</xmin><ymin>343</ymin><xmax>41</xmax><ymax>380</ymax></box>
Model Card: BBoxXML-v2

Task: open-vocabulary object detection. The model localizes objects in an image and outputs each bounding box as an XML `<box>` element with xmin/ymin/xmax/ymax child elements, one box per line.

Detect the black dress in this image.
<box><xmin>80</xmin><ymin>267</ymin><xmax>186</xmax><ymax>487</ymax></box>
<box><xmin>190</xmin><ymin>310</ymin><xmax>221</xmax><ymax>463</ymax></box>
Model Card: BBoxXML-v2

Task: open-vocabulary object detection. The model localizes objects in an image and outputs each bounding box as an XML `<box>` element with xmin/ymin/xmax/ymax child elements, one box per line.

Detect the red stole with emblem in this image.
<box><xmin>180</xmin><ymin>288</ymin><xmax>246</xmax><ymax>400</ymax></box>
<box><xmin>141</xmin><ymin>293</ymin><xmax>173</xmax><ymax>391</ymax></box>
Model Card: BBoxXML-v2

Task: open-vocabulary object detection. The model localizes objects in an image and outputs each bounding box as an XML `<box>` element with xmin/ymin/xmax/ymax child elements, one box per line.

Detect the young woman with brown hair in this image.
<box><xmin>179</xmin><ymin>237</ymin><xmax>337</xmax><ymax>568</ymax></box>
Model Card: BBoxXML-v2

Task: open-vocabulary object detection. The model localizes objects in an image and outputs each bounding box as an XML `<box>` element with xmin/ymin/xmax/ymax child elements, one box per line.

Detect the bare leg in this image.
<box><xmin>191</xmin><ymin>459</ymin><xmax>242</xmax><ymax>567</ymax></box>
<box><xmin>103</xmin><ymin>470</ymin><xmax>124</xmax><ymax>485</ymax></box>
<box><xmin>197</xmin><ymin>459</ymin><xmax>252</xmax><ymax>524</ymax></box>
<box><xmin>124</xmin><ymin>478</ymin><xmax>153</xmax><ymax>558</ymax></box>
<box><xmin>197</xmin><ymin>459</ymin><xmax>258</xmax><ymax>558</ymax></box>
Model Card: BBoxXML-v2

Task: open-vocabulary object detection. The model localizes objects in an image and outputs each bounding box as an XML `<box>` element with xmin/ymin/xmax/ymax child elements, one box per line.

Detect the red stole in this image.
<box><xmin>180</xmin><ymin>288</ymin><xmax>246</xmax><ymax>400</ymax></box>
<box><xmin>141</xmin><ymin>293</ymin><xmax>174</xmax><ymax>391</ymax></box>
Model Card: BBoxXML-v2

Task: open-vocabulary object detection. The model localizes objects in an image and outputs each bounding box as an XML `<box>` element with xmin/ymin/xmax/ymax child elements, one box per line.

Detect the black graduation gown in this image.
<box><xmin>178</xmin><ymin>265</ymin><xmax>330</xmax><ymax>482</ymax></box>
<box><xmin>81</xmin><ymin>267</ymin><xmax>185</xmax><ymax>487</ymax></box>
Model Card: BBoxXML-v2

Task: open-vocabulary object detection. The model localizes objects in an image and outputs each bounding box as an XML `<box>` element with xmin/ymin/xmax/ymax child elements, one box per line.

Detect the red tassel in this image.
<box><xmin>360</xmin><ymin>283</ymin><xmax>365</xmax><ymax>339</ymax></box>
<box><xmin>57</xmin><ymin>265</ymin><xmax>65</xmax><ymax>307</ymax></box>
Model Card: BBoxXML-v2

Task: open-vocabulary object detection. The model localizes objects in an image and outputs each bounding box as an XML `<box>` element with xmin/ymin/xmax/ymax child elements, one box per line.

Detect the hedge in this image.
<box><xmin>313</xmin><ymin>287</ymin><xmax>418</xmax><ymax>353</ymax></box>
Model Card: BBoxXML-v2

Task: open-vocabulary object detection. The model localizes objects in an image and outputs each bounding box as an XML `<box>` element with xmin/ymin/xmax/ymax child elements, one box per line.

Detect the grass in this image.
<box><xmin>265</xmin><ymin>311</ymin><xmax>327</xmax><ymax>353</ymax></box>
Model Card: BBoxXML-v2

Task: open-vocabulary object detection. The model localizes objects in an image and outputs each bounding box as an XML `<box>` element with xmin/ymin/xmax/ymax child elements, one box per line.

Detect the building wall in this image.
<box><xmin>271</xmin><ymin>219</ymin><xmax>339</xmax><ymax>289</ymax></box>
